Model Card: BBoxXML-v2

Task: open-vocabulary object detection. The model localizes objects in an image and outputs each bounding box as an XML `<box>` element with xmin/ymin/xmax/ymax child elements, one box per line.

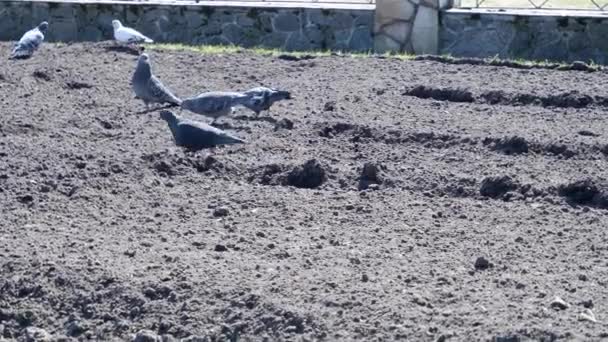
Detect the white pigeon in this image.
<box><xmin>112</xmin><ymin>20</ymin><xmax>153</xmax><ymax>44</ymax></box>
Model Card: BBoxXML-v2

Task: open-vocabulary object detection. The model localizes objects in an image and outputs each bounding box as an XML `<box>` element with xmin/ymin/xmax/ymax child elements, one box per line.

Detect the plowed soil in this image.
<box><xmin>1</xmin><ymin>42</ymin><xmax>608</xmax><ymax>341</ymax></box>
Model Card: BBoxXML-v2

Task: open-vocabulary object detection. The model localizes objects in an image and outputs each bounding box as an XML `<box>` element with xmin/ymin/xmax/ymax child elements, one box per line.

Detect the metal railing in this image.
<box><xmin>461</xmin><ymin>0</ymin><xmax>608</xmax><ymax>10</ymax></box>
<box><xmin>115</xmin><ymin>0</ymin><xmax>375</xmax><ymax>3</ymax></box>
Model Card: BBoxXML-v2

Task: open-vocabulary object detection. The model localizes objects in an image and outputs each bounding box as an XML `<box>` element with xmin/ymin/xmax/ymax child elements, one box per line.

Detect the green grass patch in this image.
<box><xmin>147</xmin><ymin>43</ymin><xmax>416</xmax><ymax>60</ymax></box>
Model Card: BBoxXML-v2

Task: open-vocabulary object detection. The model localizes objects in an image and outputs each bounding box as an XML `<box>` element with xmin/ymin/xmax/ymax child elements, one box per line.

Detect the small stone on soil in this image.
<box><xmin>25</xmin><ymin>327</ymin><xmax>51</xmax><ymax>342</ymax></box>
<box><xmin>214</xmin><ymin>244</ymin><xmax>228</xmax><ymax>252</ymax></box>
<box><xmin>550</xmin><ymin>296</ymin><xmax>570</xmax><ymax>310</ymax></box>
<box><xmin>578</xmin><ymin>309</ymin><xmax>597</xmax><ymax>323</ymax></box>
<box><xmin>213</xmin><ymin>207</ymin><xmax>229</xmax><ymax>217</ymax></box>
<box><xmin>133</xmin><ymin>329</ymin><xmax>160</xmax><ymax>342</ymax></box>
<box><xmin>474</xmin><ymin>257</ymin><xmax>491</xmax><ymax>270</ymax></box>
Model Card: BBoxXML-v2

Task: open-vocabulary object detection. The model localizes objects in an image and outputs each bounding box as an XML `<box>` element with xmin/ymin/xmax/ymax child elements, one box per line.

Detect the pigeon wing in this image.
<box><xmin>10</xmin><ymin>29</ymin><xmax>43</xmax><ymax>59</ymax></box>
<box><xmin>116</xmin><ymin>27</ymin><xmax>153</xmax><ymax>43</ymax></box>
<box><xmin>177</xmin><ymin>120</ymin><xmax>244</xmax><ymax>149</ymax></box>
<box><xmin>148</xmin><ymin>76</ymin><xmax>181</xmax><ymax>105</ymax></box>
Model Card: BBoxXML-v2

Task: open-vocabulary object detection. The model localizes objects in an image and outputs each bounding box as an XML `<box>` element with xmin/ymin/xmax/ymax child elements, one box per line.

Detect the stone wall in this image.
<box><xmin>440</xmin><ymin>9</ymin><xmax>608</xmax><ymax>64</ymax></box>
<box><xmin>0</xmin><ymin>1</ymin><xmax>374</xmax><ymax>51</ymax></box>
<box><xmin>374</xmin><ymin>0</ymin><xmax>455</xmax><ymax>54</ymax></box>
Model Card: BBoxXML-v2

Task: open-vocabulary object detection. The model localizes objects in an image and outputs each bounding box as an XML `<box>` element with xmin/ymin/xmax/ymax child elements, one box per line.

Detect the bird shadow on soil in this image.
<box><xmin>233</xmin><ymin>114</ymin><xmax>278</xmax><ymax>125</ymax></box>
<box><xmin>136</xmin><ymin>104</ymin><xmax>179</xmax><ymax>115</ymax></box>
<box><xmin>103</xmin><ymin>45</ymin><xmax>143</xmax><ymax>56</ymax></box>
<box><xmin>211</xmin><ymin>121</ymin><xmax>253</xmax><ymax>133</ymax></box>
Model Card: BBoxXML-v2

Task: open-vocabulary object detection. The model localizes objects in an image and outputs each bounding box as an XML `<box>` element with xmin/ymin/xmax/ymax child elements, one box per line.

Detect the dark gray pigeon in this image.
<box><xmin>160</xmin><ymin>110</ymin><xmax>245</xmax><ymax>150</ymax></box>
<box><xmin>132</xmin><ymin>53</ymin><xmax>181</xmax><ymax>109</ymax></box>
<box><xmin>242</xmin><ymin>86</ymin><xmax>291</xmax><ymax>115</ymax></box>
<box><xmin>181</xmin><ymin>91</ymin><xmax>255</xmax><ymax>123</ymax></box>
<box><xmin>10</xmin><ymin>22</ymin><xmax>48</xmax><ymax>60</ymax></box>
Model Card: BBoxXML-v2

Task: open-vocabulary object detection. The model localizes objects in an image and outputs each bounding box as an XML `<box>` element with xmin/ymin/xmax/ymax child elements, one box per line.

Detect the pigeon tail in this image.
<box><xmin>217</xmin><ymin>134</ymin><xmax>246</xmax><ymax>145</ymax></box>
<box><xmin>9</xmin><ymin>48</ymin><xmax>32</xmax><ymax>60</ymax></box>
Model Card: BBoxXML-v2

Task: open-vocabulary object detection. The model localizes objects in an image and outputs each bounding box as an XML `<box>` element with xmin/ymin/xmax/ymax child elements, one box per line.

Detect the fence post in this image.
<box><xmin>374</xmin><ymin>0</ymin><xmax>455</xmax><ymax>54</ymax></box>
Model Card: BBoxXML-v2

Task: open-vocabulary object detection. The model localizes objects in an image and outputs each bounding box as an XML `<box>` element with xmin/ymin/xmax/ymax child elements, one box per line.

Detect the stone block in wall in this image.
<box><xmin>184</xmin><ymin>9</ymin><xmax>206</xmax><ymax>29</ymax></box>
<box><xmin>32</xmin><ymin>2</ymin><xmax>50</xmax><ymax>24</ymax></box>
<box><xmin>273</xmin><ymin>12</ymin><xmax>300</xmax><ymax>32</ymax></box>
<box><xmin>373</xmin><ymin>0</ymin><xmax>420</xmax><ymax>53</ymax></box>
<box><xmin>304</xmin><ymin>24</ymin><xmax>324</xmax><ymax>45</ymax></box>
<box><xmin>260</xmin><ymin>32</ymin><xmax>289</xmax><ymax>48</ymax></box>
<box><xmin>285</xmin><ymin>32</ymin><xmax>313</xmax><ymax>51</ymax></box>
<box><xmin>331</xmin><ymin>11</ymin><xmax>354</xmax><ymax>30</ymax></box>
<box><xmin>411</xmin><ymin>5</ymin><xmax>438</xmax><ymax>54</ymax></box>
<box><xmin>349</xmin><ymin>26</ymin><xmax>373</xmax><ymax>51</ymax></box>
<box><xmin>48</xmin><ymin>19</ymin><xmax>78</xmax><ymax>42</ymax></box>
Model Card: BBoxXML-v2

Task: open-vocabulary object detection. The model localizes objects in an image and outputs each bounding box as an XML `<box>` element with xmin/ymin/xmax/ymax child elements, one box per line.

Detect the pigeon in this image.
<box><xmin>242</xmin><ymin>86</ymin><xmax>292</xmax><ymax>115</ymax></box>
<box><xmin>10</xmin><ymin>21</ymin><xmax>48</xmax><ymax>60</ymax></box>
<box><xmin>160</xmin><ymin>110</ymin><xmax>245</xmax><ymax>150</ymax></box>
<box><xmin>112</xmin><ymin>20</ymin><xmax>153</xmax><ymax>44</ymax></box>
<box><xmin>181</xmin><ymin>91</ymin><xmax>256</xmax><ymax>123</ymax></box>
<box><xmin>132</xmin><ymin>53</ymin><xmax>182</xmax><ymax>109</ymax></box>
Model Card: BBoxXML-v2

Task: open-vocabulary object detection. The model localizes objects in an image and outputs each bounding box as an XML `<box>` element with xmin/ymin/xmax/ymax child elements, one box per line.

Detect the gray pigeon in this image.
<box><xmin>132</xmin><ymin>53</ymin><xmax>182</xmax><ymax>109</ymax></box>
<box><xmin>181</xmin><ymin>91</ymin><xmax>255</xmax><ymax>123</ymax></box>
<box><xmin>10</xmin><ymin>22</ymin><xmax>48</xmax><ymax>59</ymax></box>
<box><xmin>160</xmin><ymin>110</ymin><xmax>245</xmax><ymax>150</ymax></box>
<box><xmin>242</xmin><ymin>86</ymin><xmax>291</xmax><ymax>115</ymax></box>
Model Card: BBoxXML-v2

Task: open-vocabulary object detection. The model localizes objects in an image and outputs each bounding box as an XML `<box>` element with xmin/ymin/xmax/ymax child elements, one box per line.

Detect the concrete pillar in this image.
<box><xmin>374</xmin><ymin>0</ymin><xmax>455</xmax><ymax>54</ymax></box>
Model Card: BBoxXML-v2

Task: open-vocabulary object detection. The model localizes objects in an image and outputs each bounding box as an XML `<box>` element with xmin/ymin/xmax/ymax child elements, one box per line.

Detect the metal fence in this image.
<box><xmin>113</xmin><ymin>0</ymin><xmax>375</xmax><ymax>3</ymax></box>
<box><xmin>460</xmin><ymin>0</ymin><xmax>608</xmax><ymax>10</ymax></box>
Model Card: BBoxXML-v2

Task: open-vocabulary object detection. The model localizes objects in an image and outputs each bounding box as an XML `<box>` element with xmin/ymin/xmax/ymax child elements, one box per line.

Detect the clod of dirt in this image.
<box><xmin>65</xmin><ymin>319</ymin><xmax>86</xmax><ymax>337</ymax></box>
<box><xmin>493</xmin><ymin>335</ymin><xmax>521</xmax><ymax>342</ymax></box>
<box><xmin>578</xmin><ymin>130</ymin><xmax>600</xmax><ymax>137</ymax></box>
<box><xmin>404</xmin><ymin>85</ymin><xmax>474</xmax><ymax>103</ymax></box>
<box><xmin>277</xmin><ymin>54</ymin><xmax>315</xmax><ymax>61</ymax></box>
<box><xmin>192</xmin><ymin>155</ymin><xmax>219</xmax><ymax>172</ymax></box>
<box><xmin>17</xmin><ymin>194</ymin><xmax>34</xmax><ymax>204</ymax></box>
<box><xmin>24</xmin><ymin>327</ymin><xmax>52</xmax><ymax>341</ymax></box>
<box><xmin>133</xmin><ymin>330</ymin><xmax>159</xmax><ymax>342</ymax></box>
<box><xmin>543</xmin><ymin>143</ymin><xmax>575</xmax><ymax>158</ymax></box>
<box><xmin>95</xmin><ymin>117</ymin><xmax>113</xmax><ymax>130</ymax></box>
<box><xmin>318</xmin><ymin>122</ymin><xmax>355</xmax><ymax>138</ymax></box>
<box><xmin>153</xmin><ymin>160</ymin><xmax>174</xmax><ymax>176</ymax></box>
<box><xmin>550</xmin><ymin>296</ymin><xmax>570</xmax><ymax>310</ymax></box>
<box><xmin>285</xmin><ymin>159</ymin><xmax>326</xmax><ymax>189</ymax></box>
<box><xmin>323</xmin><ymin>101</ymin><xmax>336</xmax><ymax>112</ymax></box>
<box><xmin>32</xmin><ymin>70</ymin><xmax>52</xmax><ymax>81</ymax></box>
<box><xmin>480</xmin><ymin>90</ymin><xmax>508</xmax><ymax>105</ymax></box>
<box><xmin>557</xmin><ymin>179</ymin><xmax>608</xmax><ymax>207</ymax></box>
<box><xmin>474</xmin><ymin>256</ymin><xmax>491</xmax><ymax>270</ymax></box>
<box><xmin>485</xmin><ymin>136</ymin><xmax>529</xmax><ymax>155</ymax></box>
<box><xmin>274</xmin><ymin>118</ymin><xmax>294</xmax><ymax>131</ymax></box>
<box><xmin>358</xmin><ymin>162</ymin><xmax>383</xmax><ymax>191</ymax></box>
<box><xmin>213</xmin><ymin>207</ymin><xmax>229</xmax><ymax>217</ymax></box>
<box><xmin>543</xmin><ymin>91</ymin><xmax>593</xmax><ymax>108</ymax></box>
<box><xmin>66</xmin><ymin>81</ymin><xmax>93</xmax><ymax>90</ymax></box>
<box><xmin>248</xmin><ymin>163</ymin><xmax>285</xmax><ymax>186</ymax></box>
<box><xmin>479</xmin><ymin>176</ymin><xmax>518</xmax><ymax>199</ymax></box>
<box><xmin>214</xmin><ymin>244</ymin><xmax>228</xmax><ymax>252</ymax></box>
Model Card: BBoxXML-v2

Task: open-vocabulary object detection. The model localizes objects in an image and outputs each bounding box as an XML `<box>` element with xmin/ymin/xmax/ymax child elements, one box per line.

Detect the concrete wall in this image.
<box><xmin>0</xmin><ymin>0</ymin><xmax>374</xmax><ymax>51</ymax></box>
<box><xmin>440</xmin><ymin>9</ymin><xmax>608</xmax><ymax>64</ymax></box>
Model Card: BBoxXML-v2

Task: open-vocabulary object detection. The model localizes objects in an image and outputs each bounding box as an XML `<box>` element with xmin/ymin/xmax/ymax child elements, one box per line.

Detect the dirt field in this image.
<box><xmin>1</xmin><ymin>42</ymin><xmax>608</xmax><ymax>341</ymax></box>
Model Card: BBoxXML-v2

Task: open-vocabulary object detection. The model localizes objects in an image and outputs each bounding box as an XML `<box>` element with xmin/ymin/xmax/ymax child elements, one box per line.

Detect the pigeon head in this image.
<box><xmin>112</xmin><ymin>20</ymin><xmax>122</xmax><ymax>30</ymax></box>
<box><xmin>160</xmin><ymin>110</ymin><xmax>178</xmax><ymax>123</ymax></box>
<box><xmin>273</xmin><ymin>89</ymin><xmax>291</xmax><ymax>100</ymax></box>
<box><xmin>138</xmin><ymin>53</ymin><xmax>150</xmax><ymax>64</ymax></box>
<box><xmin>38</xmin><ymin>21</ymin><xmax>49</xmax><ymax>32</ymax></box>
